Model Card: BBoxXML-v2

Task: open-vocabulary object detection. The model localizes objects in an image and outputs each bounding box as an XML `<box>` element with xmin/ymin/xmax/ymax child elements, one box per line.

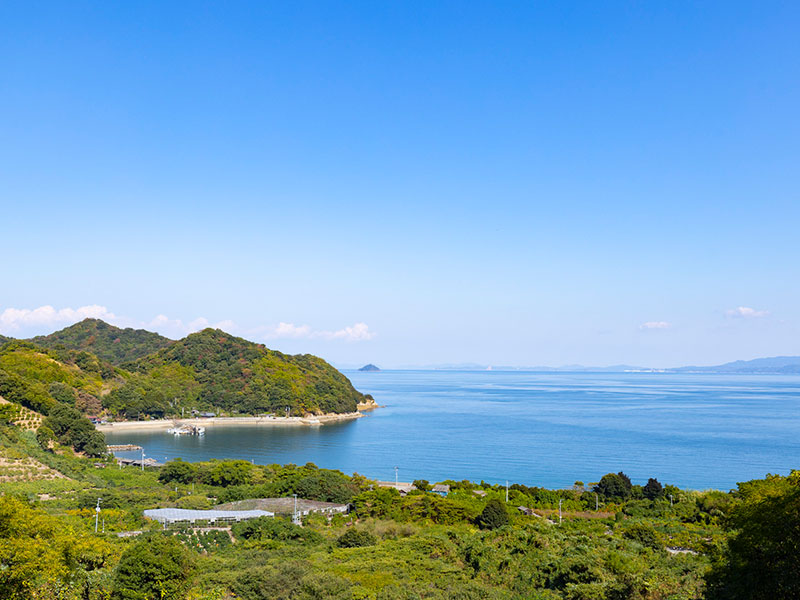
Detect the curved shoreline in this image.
<box><xmin>96</xmin><ymin>411</ymin><xmax>364</xmax><ymax>432</ymax></box>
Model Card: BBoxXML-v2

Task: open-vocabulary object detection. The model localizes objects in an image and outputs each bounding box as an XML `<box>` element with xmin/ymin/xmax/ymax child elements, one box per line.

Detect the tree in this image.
<box><xmin>643</xmin><ymin>478</ymin><xmax>664</xmax><ymax>500</ymax></box>
<box><xmin>475</xmin><ymin>499</ymin><xmax>509</xmax><ymax>530</ymax></box>
<box><xmin>706</xmin><ymin>471</ymin><xmax>800</xmax><ymax>599</ymax></box>
<box><xmin>42</xmin><ymin>403</ymin><xmax>106</xmax><ymax>456</ymax></box>
<box><xmin>413</xmin><ymin>479</ymin><xmax>430</xmax><ymax>492</ymax></box>
<box><xmin>158</xmin><ymin>459</ymin><xmax>197</xmax><ymax>485</ymax></box>
<box><xmin>594</xmin><ymin>472</ymin><xmax>633</xmax><ymax>501</ymax></box>
<box><xmin>203</xmin><ymin>460</ymin><xmax>253</xmax><ymax>487</ymax></box>
<box><xmin>48</xmin><ymin>382</ymin><xmax>76</xmax><ymax>406</ymax></box>
<box><xmin>112</xmin><ymin>534</ymin><xmax>194</xmax><ymax>600</ymax></box>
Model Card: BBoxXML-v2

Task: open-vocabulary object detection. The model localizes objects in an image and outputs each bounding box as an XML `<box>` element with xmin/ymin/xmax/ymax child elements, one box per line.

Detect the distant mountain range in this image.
<box><xmin>378</xmin><ymin>356</ymin><xmax>800</xmax><ymax>374</ymax></box>
<box><xmin>671</xmin><ymin>356</ymin><xmax>800</xmax><ymax>374</ymax></box>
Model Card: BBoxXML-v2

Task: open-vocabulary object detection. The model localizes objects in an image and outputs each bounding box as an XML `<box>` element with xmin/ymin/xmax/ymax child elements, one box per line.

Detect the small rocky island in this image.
<box><xmin>358</xmin><ymin>363</ymin><xmax>381</xmax><ymax>372</ymax></box>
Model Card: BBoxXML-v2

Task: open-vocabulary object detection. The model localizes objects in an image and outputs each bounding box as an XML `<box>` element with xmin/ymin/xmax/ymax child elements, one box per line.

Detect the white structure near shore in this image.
<box><xmin>143</xmin><ymin>508</ymin><xmax>274</xmax><ymax>526</ymax></box>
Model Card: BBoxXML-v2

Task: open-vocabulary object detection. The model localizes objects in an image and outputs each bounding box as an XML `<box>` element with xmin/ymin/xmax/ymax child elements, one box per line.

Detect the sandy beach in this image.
<box><xmin>95</xmin><ymin>411</ymin><xmax>364</xmax><ymax>432</ymax></box>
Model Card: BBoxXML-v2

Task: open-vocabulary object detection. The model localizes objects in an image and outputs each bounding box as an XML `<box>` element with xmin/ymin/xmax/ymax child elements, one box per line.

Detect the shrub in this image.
<box><xmin>475</xmin><ymin>499</ymin><xmax>509</xmax><ymax>530</ymax></box>
<box><xmin>233</xmin><ymin>517</ymin><xmax>323</xmax><ymax>546</ymax></box>
<box><xmin>622</xmin><ymin>523</ymin><xmax>662</xmax><ymax>550</ymax></box>
<box><xmin>337</xmin><ymin>527</ymin><xmax>377</xmax><ymax>548</ymax></box>
<box><xmin>112</xmin><ymin>534</ymin><xmax>194</xmax><ymax>600</ymax></box>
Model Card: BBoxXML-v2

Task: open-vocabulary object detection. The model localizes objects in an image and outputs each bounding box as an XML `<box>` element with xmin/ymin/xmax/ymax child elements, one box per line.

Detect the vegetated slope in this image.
<box><xmin>31</xmin><ymin>318</ymin><xmax>174</xmax><ymax>365</ymax></box>
<box><xmin>0</xmin><ymin>342</ymin><xmax>111</xmax><ymax>456</ymax></box>
<box><xmin>0</xmin><ymin>340</ymin><xmax>121</xmax><ymax>415</ymax></box>
<box><xmin>116</xmin><ymin>328</ymin><xmax>367</xmax><ymax>416</ymax></box>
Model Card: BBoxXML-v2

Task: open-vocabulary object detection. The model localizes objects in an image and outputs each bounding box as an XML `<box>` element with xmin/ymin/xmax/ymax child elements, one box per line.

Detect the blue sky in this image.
<box><xmin>1</xmin><ymin>1</ymin><xmax>798</xmax><ymax>368</ymax></box>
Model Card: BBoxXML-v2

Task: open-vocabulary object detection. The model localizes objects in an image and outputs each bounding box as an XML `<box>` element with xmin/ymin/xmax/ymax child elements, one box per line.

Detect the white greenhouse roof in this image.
<box><xmin>143</xmin><ymin>508</ymin><xmax>274</xmax><ymax>523</ymax></box>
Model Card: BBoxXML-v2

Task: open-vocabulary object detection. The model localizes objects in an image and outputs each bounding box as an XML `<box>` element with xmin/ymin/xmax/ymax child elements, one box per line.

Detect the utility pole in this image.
<box><xmin>293</xmin><ymin>494</ymin><xmax>300</xmax><ymax>525</ymax></box>
<box><xmin>595</xmin><ymin>492</ymin><xmax>599</xmax><ymax>511</ymax></box>
<box><xmin>95</xmin><ymin>498</ymin><xmax>101</xmax><ymax>533</ymax></box>
<box><xmin>669</xmin><ymin>494</ymin><xmax>674</xmax><ymax>507</ymax></box>
<box><xmin>505</xmin><ymin>480</ymin><xmax>509</xmax><ymax>503</ymax></box>
<box><xmin>558</xmin><ymin>499</ymin><xmax>563</xmax><ymax>525</ymax></box>
<box><xmin>394</xmin><ymin>466</ymin><xmax>399</xmax><ymax>487</ymax></box>
<box><xmin>141</xmin><ymin>449</ymin><xmax>145</xmax><ymax>472</ymax></box>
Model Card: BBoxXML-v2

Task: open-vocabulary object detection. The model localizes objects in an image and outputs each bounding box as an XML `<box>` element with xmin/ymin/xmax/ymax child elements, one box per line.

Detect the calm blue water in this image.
<box><xmin>105</xmin><ymin>371</ymin><xmax>800</xmax><ymax>490</ymax></box>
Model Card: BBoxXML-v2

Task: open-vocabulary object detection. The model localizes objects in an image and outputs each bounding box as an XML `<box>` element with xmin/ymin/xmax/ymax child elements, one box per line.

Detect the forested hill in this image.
<box><xmin>30</xmin><ymin>318</ymin><xmax>174</xmax><ymax>365</ymax></box>
<box><xmin>109</xmin><ymin>328</ymin><xmax>367</xmax><ymax>416</ymax></box>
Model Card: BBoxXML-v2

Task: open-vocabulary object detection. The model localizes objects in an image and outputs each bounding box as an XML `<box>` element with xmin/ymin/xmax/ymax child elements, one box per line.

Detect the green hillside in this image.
<box><xmin>0</xmin><ymin>340</ymin><xmax>121</xmax><ymax>415</ymax></box>
<box><xmin>31</xmin><ymin>318</ymin><xmax>174</xmax><ymax>365</ymax></box>
<box><xmin>111</xmin><ymin>328</ymin><xmax>366</xmax><ymax>417</ymax></box>
<box><xmin>5</xmin><ymin>321</ymin><xmax>367</xmax><ymax>420</ymax></box>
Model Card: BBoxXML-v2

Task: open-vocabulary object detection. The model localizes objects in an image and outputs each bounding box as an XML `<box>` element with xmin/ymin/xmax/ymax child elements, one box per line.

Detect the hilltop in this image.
<box><xmin>1</xmin><ymin>320</ymin><xmax>370</xmax><ymax>421</ymax></box>
<box><xmin>30</xmin><ymin>318</ymin><xmax>174</xmax><ymax>365</ymax></box>
<box><xmin>111</xmin><ymin>327</ymin><xmax>368</xmax><ymax>417</ymax></box>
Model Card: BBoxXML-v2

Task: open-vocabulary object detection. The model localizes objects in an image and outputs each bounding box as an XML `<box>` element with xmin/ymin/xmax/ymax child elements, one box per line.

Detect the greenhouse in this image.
<box><xmin>143</xmin><ymin>508</ymin><xmax>274</xmax><ymax>525</ymax></box>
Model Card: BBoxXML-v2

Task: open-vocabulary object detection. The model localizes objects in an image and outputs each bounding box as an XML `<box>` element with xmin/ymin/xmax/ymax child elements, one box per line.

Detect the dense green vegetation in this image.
<box><xmin>31</xmin><ymin>318</ymin><xmax>174</xmax><ymax>365</ymax></box>
<box><xmin>2</xmin><ymin>410</ymin><xmax>796</xmax><ymax>599</ymax></box>
<box><xmin>115</xmin><ymin>328</ymin><xmax>366</xmax><ymax>416</ymax></box>
<box><xmin>2</xmin><ymin>320</ymin><xmax>369</xmax><ymax>419</ymax></box>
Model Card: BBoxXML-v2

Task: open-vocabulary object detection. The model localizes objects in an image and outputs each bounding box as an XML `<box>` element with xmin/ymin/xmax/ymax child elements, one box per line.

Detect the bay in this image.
<box><xmin>104</xmin><ymin>370</ymin><xmax>800</xmax><ymax>490</ymax></box>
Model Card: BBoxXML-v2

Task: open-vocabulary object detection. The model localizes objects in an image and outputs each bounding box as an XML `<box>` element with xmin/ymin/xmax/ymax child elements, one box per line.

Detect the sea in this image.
<box><xmin>104</xmin><ymin>370</ymin><xmax>800</xmax><ymax>490</ymax></box>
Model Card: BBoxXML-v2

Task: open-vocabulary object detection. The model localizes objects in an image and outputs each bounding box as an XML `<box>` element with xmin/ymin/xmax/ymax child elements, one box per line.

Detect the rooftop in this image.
<box><xmin>143</xmin><ymin>508</ymin><xmax>273</xmax><ymax>524</ymax></box>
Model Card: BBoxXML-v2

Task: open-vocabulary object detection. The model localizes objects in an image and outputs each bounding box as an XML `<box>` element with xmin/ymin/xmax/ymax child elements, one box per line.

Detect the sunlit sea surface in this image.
<box><xmin>105</xmin><ymin>371</ymin><xmax>800</xmax><ymax>490</ymax></box>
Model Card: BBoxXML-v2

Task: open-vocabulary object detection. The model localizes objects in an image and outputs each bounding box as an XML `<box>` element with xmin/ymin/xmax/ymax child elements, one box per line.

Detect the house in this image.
<box><xmin>431</xmin><ymin>484</ymin><xmax>450</xmax><ymax>497</ymax></box>
<box><xmin>376</xmin><ymin>481</ymin><xmax>416</xmax><ymax>495</ymax></box>
<box><xmin>472</xmin><ymin>490</ymin><xmax>487</xmax><ymax>497</ymax></box>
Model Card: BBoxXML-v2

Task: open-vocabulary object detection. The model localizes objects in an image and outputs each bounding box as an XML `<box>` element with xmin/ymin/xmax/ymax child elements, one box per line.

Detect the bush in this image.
<box><xmin>112</xmin><ymin>534</ymin><xmax>194</xmax><ymax>600</ymax></box>
<box><xmin>175</xmin><ymin>495</ymin><xmax>212</xmax><ymax>510</ymax></box>
<box><xmin>475</xmin><ymin>499</ymin><xmax>509</xmax><ymax>530</ymax></box>
<box><xmin>337</xmin><ymin>527</ymin><xmax>377</xmax><ymax>548</ymax></box>
<box><xmin>233</xmin><ymin>517</ymin><xmax>323</xmax><ymax>546</ymax></box>
<box><xmin>622</xmin><ymin>523</ymin><xmax>662</xmax><ymax>550</ymax></box>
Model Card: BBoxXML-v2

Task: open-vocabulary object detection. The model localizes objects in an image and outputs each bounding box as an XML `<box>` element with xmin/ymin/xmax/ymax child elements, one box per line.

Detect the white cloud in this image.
<box><xmin>262</xmin><ymin>321</ymin><xmax>375</xmax><ymax>342</ymax></box>
<box><xmin>0</xmin><ymin>304</ymin><xmax>120</xmax><ymax>333</ymax></box>
<box><xmin>0</xmin><ymin>304</ymin><xmax>374</xmax><ymax>343</ymax></box>
<box><xmin>640</xmin><ymin>321</ymin><xmax>671</xmax><ymax>330</ymax></box>
<box><xmin>146</xmin><ymin>315</ymin><xmax>232</xmax><ymax>337</ymax></box>
<box><xmin>725</xmin><ymin>306</ymin><xmax>769</xmax><ymax>319</ymax></box>
<box><xmin>317</xmin><ymin>322</ymin><xmax>375</xmax><ymax>341</ymax></box>
<box><xmin>272</xmin><ymin>322</ymin><xmax>312</xmax><ymax>338</ymax></box>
